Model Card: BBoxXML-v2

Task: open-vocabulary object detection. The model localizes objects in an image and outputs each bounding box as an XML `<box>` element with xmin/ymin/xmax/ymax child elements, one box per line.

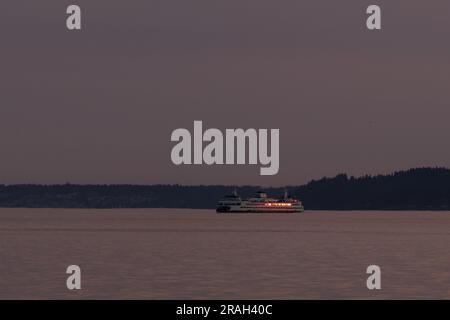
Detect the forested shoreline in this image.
<box><xmin>1</xmin><ymin>168</ymin><xmax>450</xmax><ymax>210</ymax></box>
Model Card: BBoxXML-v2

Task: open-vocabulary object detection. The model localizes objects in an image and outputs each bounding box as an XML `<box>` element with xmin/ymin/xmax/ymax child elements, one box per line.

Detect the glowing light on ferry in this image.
<box><xmin>265</xmin><ymin>202</ymin><xmax>292</xmax><ymax>207</ymax></box>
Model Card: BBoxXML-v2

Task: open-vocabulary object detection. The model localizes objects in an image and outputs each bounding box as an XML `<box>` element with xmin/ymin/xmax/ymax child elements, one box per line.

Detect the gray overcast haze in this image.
<box><xmin>1</xmin><ymin>0</ymin><xmax>450</xmax><ymax>186</ymax></box>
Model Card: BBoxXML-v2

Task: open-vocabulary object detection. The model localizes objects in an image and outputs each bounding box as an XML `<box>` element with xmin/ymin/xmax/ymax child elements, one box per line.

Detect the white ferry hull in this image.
<box><xmin>216</xmin><ymin>202</ymin><xmax>304</xmax><ymax>213</ymax></box>
<box><xmin>216</xmin><ymin>207</ymin><xmax>304</xmax><ymax>213</ymax></box>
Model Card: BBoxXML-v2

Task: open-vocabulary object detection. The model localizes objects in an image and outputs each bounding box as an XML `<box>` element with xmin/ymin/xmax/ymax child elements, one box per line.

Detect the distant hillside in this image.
<box><xmin>295</xmin><ymin>167</ymin><xmax>450</xmax><ymax>210</ymax></box>
<box><xmin>1</xmin><ymin>167</ymin><xmax>450</xmax><ymax>210</ymax></box>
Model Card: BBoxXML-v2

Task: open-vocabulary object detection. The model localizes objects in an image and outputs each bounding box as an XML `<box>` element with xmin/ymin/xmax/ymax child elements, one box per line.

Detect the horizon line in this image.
<box><xmin>1</xmin><ymin>166</ymin><xmax>448</xmax><ymax>188</ymax></box>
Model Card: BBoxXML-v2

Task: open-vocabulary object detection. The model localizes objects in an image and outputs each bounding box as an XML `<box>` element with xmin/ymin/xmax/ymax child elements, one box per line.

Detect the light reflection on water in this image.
<box><xmin>0</xmin><ymin>208</ymin><xmax>449</xmax><ymax>299</ymax></box>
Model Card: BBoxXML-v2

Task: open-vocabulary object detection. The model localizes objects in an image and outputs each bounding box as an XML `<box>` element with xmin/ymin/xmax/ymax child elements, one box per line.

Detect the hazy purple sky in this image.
<box><xmin>1</xmin><ymin>1</ymin><xmax>450</xmax><ymax>186</ymax></box>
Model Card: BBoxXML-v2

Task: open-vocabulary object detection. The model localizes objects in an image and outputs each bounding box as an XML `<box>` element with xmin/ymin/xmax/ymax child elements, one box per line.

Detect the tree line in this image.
<box><xmin>1</xmin><ymin>167</ymin><xmax>450</xmax><ymax>210</ymax></box>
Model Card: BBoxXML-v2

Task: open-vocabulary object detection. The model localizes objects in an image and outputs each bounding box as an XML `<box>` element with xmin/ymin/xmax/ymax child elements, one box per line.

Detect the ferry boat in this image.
<box><xmin>216</xmin><ymin>190</ymin><xmax>304</xmax><ymax>213</ymax></box>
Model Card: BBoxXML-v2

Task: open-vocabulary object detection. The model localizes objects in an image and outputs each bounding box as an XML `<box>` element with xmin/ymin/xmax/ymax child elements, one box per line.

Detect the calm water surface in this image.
<box><xmin>0</xmin><ymin>209</ymin><xmax>449</xmax><ymax>299</ymax></box>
